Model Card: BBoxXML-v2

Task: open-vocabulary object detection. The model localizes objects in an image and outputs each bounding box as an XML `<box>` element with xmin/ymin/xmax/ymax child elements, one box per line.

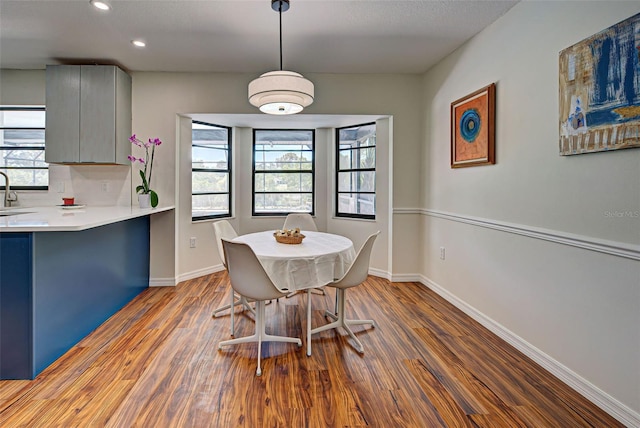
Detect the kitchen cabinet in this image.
<box><xmin>45</xmin><ymin>65</ymin><xmax>131</xmax><ymax>164</ymax></box>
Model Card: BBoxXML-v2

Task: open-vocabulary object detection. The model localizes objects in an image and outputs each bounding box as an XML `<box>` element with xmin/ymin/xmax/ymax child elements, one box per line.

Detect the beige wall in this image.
<box><xmin>0</xmin><ymin>69</ymin><xmax>45</xmax><ymax>104</ymax></box>
<box><xmin>420</xmin><ymin>1</ymin><xmax>640</xmax><ymax>420</ymax></box>
<box><xmin>130</xmin><ymin>72</ymin><xmax>422</xmax><ymax>282</ymax></box>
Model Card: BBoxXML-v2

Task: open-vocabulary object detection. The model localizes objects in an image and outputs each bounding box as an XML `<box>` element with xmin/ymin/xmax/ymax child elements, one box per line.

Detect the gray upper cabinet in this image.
<box><xmin>45</xmin><ymin>65</ymin><xmax>131</xmax><ymax>164</ymax></box>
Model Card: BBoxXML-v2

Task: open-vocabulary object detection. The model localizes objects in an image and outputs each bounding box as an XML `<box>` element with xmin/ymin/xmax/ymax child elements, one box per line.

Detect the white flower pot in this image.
<box><xmin>138</xmin><ymin>194</ymin><xmax>151</xmax><ymax>209</ymax></box>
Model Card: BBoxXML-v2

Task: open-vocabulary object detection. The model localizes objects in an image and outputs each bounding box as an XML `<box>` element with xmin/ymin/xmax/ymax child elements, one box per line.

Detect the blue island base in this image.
<box><xmin>0</xmin><ymin>216</ymin><xmax>150</xmax><ymax>379</ymax></box>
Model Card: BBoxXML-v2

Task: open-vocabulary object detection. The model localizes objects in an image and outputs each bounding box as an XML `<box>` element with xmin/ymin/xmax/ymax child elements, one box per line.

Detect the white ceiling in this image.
<box><xmin>1</xmin><ymin>0</ymin><xmax>518</xmax><ymax>126</ymax></box>
<box><xmin>0</xmin><ymin>0</ymin><xmax>518</xmax><ymax>74</ymax></box>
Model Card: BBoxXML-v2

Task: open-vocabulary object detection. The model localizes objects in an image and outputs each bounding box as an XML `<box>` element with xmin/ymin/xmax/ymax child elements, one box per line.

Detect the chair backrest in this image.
<box><xmin>221</xmin><ymin>239</ymin><xmax>286</xmax><ymax>301</ymax></box>
<box><xmin>283</xmin><ymin>213</ymin><xmax>318</xmax><ymax>232</ymax></box>
<box><xmin>212</xmin><ymin>220</ymin><xmax>238</xmax><ymax>268</ymax></box>
<box><xmin>332</xmin><ymin>231</ymin><xmax>379</xmax><ymax>289</ymax></box>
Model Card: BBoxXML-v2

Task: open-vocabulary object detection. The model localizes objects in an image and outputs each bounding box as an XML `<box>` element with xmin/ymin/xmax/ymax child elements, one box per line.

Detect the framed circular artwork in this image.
<box><xmin>451</xmin><ymin>83</ymin><xmax>496</xmax><ymax>168</ymax></box>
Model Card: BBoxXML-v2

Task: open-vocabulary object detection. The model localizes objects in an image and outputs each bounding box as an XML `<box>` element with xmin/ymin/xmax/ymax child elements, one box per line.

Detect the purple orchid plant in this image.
<box><xmin>128</xmin><ymin>134</ymin><xmax>161</xmax><ymax>208</ymax></box>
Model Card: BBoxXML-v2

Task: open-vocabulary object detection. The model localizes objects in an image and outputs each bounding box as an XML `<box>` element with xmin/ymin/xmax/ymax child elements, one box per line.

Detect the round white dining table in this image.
<box><xmin>232</xmin><ymin>230</ymin><xmax>356</xmax><ymax>292</ymax></box>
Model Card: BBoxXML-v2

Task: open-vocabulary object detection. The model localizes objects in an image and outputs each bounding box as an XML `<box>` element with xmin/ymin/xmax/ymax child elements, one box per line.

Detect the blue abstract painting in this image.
<box><xmin>559</xmin><ymin>12</ymin><xmax>640</xmax><ymax>155</ymax></box>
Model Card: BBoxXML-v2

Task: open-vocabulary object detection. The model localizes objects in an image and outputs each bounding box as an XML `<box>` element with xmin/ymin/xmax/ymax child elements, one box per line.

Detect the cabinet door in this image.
<box><xmin>45</xmin><ymin>65</ymin><xmax>80</xmax><ymax>163</ymax></box>
<box><xmin>114</xmin><ymin>67</ymin><xmax>132</xmax><ymax>164</ymax></box>
<box><xmin>80</xmin><ymin>66</ymin><xmax>116</xmax><ymax>163</ymax></box>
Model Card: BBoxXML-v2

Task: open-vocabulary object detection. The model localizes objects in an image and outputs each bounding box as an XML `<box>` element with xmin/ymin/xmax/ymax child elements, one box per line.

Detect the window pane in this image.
<box><xmin>255</xmin><ymin>129</ymin><xmax>313</xmax><ymax>143</ymax></box>
<box><xmin>338</xmin><ymin>123</ymin><xmax>376</xmax><ymax>148</ymax></box>
<box><xmin>338</xmin><ymin>171</ymin><xmax>375</xmax><ymax>192</ymax></box>
<box><xmin>192</xmin><ymin>171</ymin><xmax>228</xmax><ymax>193</ymax></box>
<box><xmin>254</xmin><ymin>172</ymin><xmax>312</xmax><ymax>192</ymax></box>
<box><xmin>358</xmin><ymin>147</ymin><xmax>376</xmax><ymax>168</ymax></box>
<box><xmin>192</xmin><ymin>146</ymin><xmax>228</xmax><ymax>169</ymax></box>
<box><xmin>336</xmin><ymin>122</ymin><xmax>376</xmax><ymax>219</ymax></box>
<box><xmin>192</xmin><ymin>127</ymin><xmax>228</xmax><ymax>143</ymax></box>
<box><xmin>192</xmin><ymin>194</ymin><xmax>229</xmax><ymax>218</ymax></box>
<box><xmin>255</xmin><ymin>150</ymin><xmax>312</xmax><ymax>171</ymax></box>
<box><xmin>2</xmin><ymin>169</ymin><xmax>47</xmax><ymax>187</ymax></box>
<box><xmin>0</xmin><ymin>129</ymin><xmax>46</xmax><ymax>147</ymax></box>
<box><xmin>253</xmin><ymin>129</ymin><xmax>314</xmax><ymax>215</ymax></box>
<box><xmin>338</xmin><ymin>193</ymin><xmax>376</xmax><ymax>216</ymax></box>
<box><xmin>191</xmin><ymin>121</ymin><xmax>231</xmax><ymax>219</ymax></box>
<box><xmin>338</xmin><ymin>150</ymin><xmax>353</xmax><ymax>169</ymax></box>
<box><xmin>0</xmin><ymin>107</ymin><xmax>48</xmax><ymax>189</ymax></box>
<box><xmin>254</xmin><ymin>193</ymin><xmax>312</xmax><ymax>213</ymax></box>
<box><xmin>0</xmin><ymin>110</ymin><xmax>45</xmax><ymax>128</ymax></box>
<box><xmin>0</xmin><ymin>150</ymin><xmax>46</xmax><ymax>167</ymax></box>
<box><xmin>338</xmin><ymin>147</ymin><xmax>375</xmax><ymax>169</ymax></box>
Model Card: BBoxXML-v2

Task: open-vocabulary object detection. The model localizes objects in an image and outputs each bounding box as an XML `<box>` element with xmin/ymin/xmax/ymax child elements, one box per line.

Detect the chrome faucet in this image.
<box><xmin>0</xmin><ymin>171</ymin><xmax>10</xmax><ymax>207</ymax></box>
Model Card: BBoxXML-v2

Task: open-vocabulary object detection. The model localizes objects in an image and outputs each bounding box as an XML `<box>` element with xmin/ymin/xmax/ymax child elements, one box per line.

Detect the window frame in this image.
<box><xmin>335</xmin><ymin>121</ymin><xmax>376</xmax><ymax>220</ymax></box>
<box><xmin>0</xmin><ymin>106</ymin><xmax>48</xmax><ymax>191</ymax></box>
<box><xmin>252</xmin><ymin>128</ymin><xmax>315</xmax><ymax>217</ymax></box>
<box><xmin>191</xmin><ymin>120</ymin><xmax>232</xmax><ymax>221</ymax></box>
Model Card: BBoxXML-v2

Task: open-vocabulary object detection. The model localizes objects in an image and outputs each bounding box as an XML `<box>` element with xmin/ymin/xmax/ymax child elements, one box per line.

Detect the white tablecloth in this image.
<box><xmin>233</xmin><ymin>231</ymin><xmax>356</xmax><ymax>292</ymax></box>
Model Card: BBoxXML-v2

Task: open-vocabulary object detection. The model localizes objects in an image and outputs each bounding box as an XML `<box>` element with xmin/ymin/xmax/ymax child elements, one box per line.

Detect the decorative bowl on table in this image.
<box><xmin>273</xmin><ymin>228</ymin><xmax>305</xmax><ymax>244</ymax></box>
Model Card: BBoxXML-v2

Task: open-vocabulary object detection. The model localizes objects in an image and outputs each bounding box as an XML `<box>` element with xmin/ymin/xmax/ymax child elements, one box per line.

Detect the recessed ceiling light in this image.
<box><xmin>131</xmin><ymin>40</ymin><xmax>146</xmax><ymax>48</ymax></box>
<box><xmin>90</xmin><ymin>0</ymin><xmax>111</xmax><ymax>11</ymax></box>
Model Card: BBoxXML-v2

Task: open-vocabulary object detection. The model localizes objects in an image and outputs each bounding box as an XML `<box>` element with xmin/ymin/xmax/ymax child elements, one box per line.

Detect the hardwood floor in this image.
<box><xmin>0</xmin><ymin>273</ymin><xmax>622</xmax><ymax>427</ymax></box>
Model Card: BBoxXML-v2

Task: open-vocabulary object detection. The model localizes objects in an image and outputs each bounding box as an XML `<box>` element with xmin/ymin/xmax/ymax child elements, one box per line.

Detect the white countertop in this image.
<box><xmin>0</xmin><ymin>205</ymin><xmax>174</xmax><ymax>232</ymax></box>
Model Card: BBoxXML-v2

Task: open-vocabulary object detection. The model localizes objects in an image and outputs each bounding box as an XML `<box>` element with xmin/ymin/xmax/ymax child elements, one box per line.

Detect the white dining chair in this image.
<box><xmin>218</xmin><ymin>239</ymin><xmax>302</xmax><ymax>376</ymax></box>
<box><xmin>282</xmin><ymin>213</ymin><xmax>318</xmax><ymax>232</ymax></box>
<box><xmin>211</xmin><ymin>220</ymin><xmax>254</xmax><ymax>336</ymax></box>
<box><xmin>307</xmin><ymin>231</ymin><xmax>379</xmax><ymax>356</ymax></box>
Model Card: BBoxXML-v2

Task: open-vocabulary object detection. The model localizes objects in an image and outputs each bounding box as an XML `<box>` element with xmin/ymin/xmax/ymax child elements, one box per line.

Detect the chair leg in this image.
<box><xmin>213</xmin><ymin>291</ymin><xmax>256</xmax><ymax>337</ymax></box>
<box><xmin>218</xmin><ymin>300</ymin><xmax>302</xmax><ymax>376</ymax></box>
<box><xmin>240</xmin><ymin>296</ymin><xmax>256</xmax><ymax>314</ymax></box>
<box><xmin>310</xmin><ymin>288</ymin><xmax>375</xmax><ymax>354</ymax></box>
<box><xmin>306</xmin><ymin>288</ymin><xmax>331</xmax><ymax>356</ymax></box>
<box><xmin>287</xmin><ymin>288</ymin><xmax>325</xmax><ymax>299</ymax></box>
<box><xmin>230</xmin><ymin>290</ymin><xmax>236</xmax><ymax>336</ymax></box>
<box><xmin>256</xmin><ymin>302</ymin><xmax>263</xmax><ymax>376</ymax></box>
<box><xmin>212</xmin><ymin>292</ymin><xmax>241</xmax><ymax>316</ymax></box>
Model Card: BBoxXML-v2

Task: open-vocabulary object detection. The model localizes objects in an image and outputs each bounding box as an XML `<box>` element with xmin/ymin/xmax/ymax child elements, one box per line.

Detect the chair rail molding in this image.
<box><xmin>393</xmin><ymin>207</ymin><xmax>640</xmax><ymax>261</ymax></box>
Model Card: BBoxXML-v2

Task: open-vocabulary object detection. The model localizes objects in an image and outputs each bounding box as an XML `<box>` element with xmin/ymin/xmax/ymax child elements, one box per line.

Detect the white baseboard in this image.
<box><xmin>369</xmin><ymin>267</ymin><xmax>392</xmax><ymax>280</ymax></box>
<box><xmin>177</xmin><ymin>264</ymin><xmax>225</xmax><ymax>284</ymax></box>
<box><xmin>417</xmin><ymin>274</ymin><xmax>640</xmax><ymax>427</ymax></box>
<box><xmin>150</xmin><ymin>264</ymin><xmax>225</xmax><ymax>287</ymax></box>
<box><xmin>149</xmin><ymin>277</ymin><xmax>177</xmax><ymax>287</ymax></box>
<box><xmin>390</xmin><ymin>273</ymin><xmax>422</xmax><ymax>282</ymax></box>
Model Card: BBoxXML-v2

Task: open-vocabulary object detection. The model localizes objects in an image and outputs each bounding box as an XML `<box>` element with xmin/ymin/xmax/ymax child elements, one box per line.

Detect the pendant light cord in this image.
<box><xmin>279</xmin><ymin>1</ymin><xmax>283</xmax><ymax>70</ymax></box>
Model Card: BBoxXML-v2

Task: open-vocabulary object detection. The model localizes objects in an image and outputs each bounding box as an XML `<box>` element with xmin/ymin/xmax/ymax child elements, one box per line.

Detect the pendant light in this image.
<box><xmin>248</xmin><ymin>0</ymin><xmax>314</xmax><ymax>115</ymax></box>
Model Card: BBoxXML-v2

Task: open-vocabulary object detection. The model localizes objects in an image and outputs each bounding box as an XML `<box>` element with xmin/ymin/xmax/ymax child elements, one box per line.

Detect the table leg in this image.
<box><xmin>306</xmin><ymin>289</ymin><xmax>312</xmax><ymax>357</ymax></box>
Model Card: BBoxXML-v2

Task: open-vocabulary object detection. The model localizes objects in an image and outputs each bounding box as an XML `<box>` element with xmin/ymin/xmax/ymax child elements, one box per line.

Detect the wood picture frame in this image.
<box><xmin>451</xmin><ymin>83</ymin><xmax>496</xmax><ymax>168</ymax></box>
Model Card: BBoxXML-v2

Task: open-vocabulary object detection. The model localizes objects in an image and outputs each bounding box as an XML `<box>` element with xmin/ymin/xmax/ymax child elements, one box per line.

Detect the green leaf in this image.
<box><xmin>136</xmin><ymin>185</ymin><xmax>144</xmax><ymax>194</ymax></box>
<box><xmin>139</xmin><ymin>170</ymin><xmax>149</xmax><ymax>192</ymax></box>
<box><xmin>150</xmin><ymin>190</ymin><xmax>159</xmax><ymax>208</ymax></box>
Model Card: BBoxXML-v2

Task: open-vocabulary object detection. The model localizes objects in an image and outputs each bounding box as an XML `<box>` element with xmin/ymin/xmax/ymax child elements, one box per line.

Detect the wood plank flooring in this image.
<box><xmin>0</xmin><ymin>273</ymin><xmax>623</xmax><ymax>427</ymax></box>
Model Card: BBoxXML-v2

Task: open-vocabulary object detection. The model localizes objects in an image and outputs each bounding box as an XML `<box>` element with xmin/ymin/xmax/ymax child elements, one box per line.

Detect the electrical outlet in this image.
<box><xmin>439</xmin><ymin>247</ymin><xmax>445</xmax><ymax>260</ymax></box>
<box><xmin>190</xmin><ymin>237</ymin><xmax>196</xmax><ymax>248</ymax></box>
<box><xmin>56</xmin><ymin>182</ymin><xmax>65</xmax><ymax>193</ymax></box>
<box><xmin>101</xmin><ymin>181</ymin><xmax>110</xmax><ymax>193</ymax></box>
